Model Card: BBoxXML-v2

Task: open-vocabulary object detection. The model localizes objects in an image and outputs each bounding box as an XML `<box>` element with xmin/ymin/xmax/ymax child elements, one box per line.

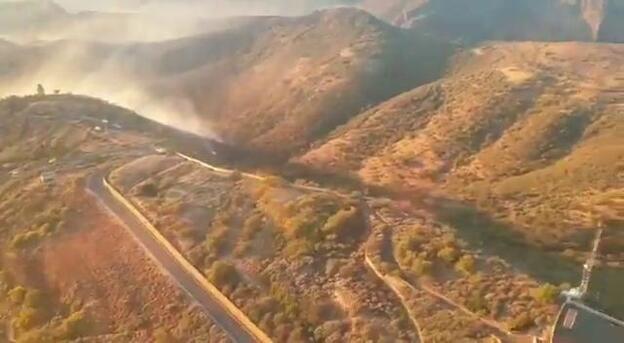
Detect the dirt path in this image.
<box><xmin>181</xmin><ymin>149</ymin><xmax>527</xmax><ymax>341</ymax></box>
<box><xmin>370</xmin><ymin>209</ymin><xmax>533</xmax><ymax>343</ymax></box>
<box><xmin>364</xmin><ymin>252</ymin><xmax>424</xmax><ymax>342</ymax></box>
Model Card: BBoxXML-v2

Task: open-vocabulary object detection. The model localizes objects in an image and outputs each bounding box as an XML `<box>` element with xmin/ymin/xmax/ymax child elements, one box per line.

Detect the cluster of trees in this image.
<box><xmin>260</xmin><ymin>191</ymin><xmax>363</xmax><ymax>258</ymax></box>
<box><xmin>4</xmin><ymin>285</ymin><xmax>88</xmax><ymax>341</ymax></box>
<box><xmin>531</xmin><ymin>283</ymin><xmax>561</xmax><ymax>304</ymax></box>
<box><xmin>11</xmin><ymin>206</ymin><xmax>67</xmax><ymax>249</ymax></box>
<box><xmin>395</xmin><ymin>229</ymin><xmax>475</xmax><ymax>277</ymax></box>
<box><xmin>11</xmin><ymin>225</ymin><xmax>50</xmax><ymax>249</ymax></box>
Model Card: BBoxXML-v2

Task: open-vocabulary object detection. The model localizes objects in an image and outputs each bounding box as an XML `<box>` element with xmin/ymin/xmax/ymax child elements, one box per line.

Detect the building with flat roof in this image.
<box><xmin>552</xmin><ymin>301</ymin><xmax>624</xmax><ymax>343</ymax></box>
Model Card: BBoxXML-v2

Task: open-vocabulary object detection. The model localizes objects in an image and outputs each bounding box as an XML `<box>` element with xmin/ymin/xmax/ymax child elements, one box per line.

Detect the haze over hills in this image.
<box><xmin>0</xmin><ymin>0</ymin><xmax>236</xmax><ymax>42</ymax></box>
<box><xmin>1</xmin><ymin>0</ymin><xmax>624</xmax><ymax>342</ymax></box>
<box><xmin>6</xmin><ymin>0</ymin><xmax>624</xmax><ymax>43</ymax></box>
<box><xmin>0</xmin><ymin>7</ymin><xmax>453</xmax><ymax>155</ymax></box>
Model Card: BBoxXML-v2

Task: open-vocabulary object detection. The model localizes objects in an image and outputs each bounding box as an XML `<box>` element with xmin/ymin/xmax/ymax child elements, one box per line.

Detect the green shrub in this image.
<box><xmin>321</xmin><ymin>206</ymin><xmax>359</xmax><ymax>239</ymax></box>
<box><xmin>16</xmin><ymin>306</ymin><xmax>45</xmax><ymax>330</ymax></box>
<box><xmin>54</xmin><ymin>310</ymin><xmax>89</xmax><ymax>340</ymax></box>
<box><xmin>455</xmin><ymin>255</ymin><xmax>476</xmax><ymax>275</ymax></box>
<box><xmin>411</xmin><ymin>258</ymin><xmax>433</xmax><ymax>276</ymax></box>
<box><xmin>24</xmin><ymin>289</ymin><xmax>45</xmax><ymax>308</ymax></box>
<box><xmin>270</xmin><ymin>284</ymin><xmax>300</xmax><ymax>320</ymax></box>
<box><xmin>466</xmin><ymin>291</ymin><xmax>488</xmax><ymax>314</ymax></box>
<box><xmin>531</xmin><ymin>283</ymin><xmax>560</xmax><ymax>304</ymax></box>
<box><xmin>437</xmin><ymin>247</ymin><xmax>459</xmax><ymax>264</ymax></box>
<box><xmin>11</xmin><ymin>228</ymin><xmax>47</xmax><ymax>249</ymax></box>
<box><xmin>8</xmin><ymin>286</ymin><xmax>26</xmax><ymax>304</ymax></box>
<box><xmin>208</xmin><ymin>261</ymin><xmax>239</xmax><ymax>288</ymax></box>
<box><xmin>284</xmin><ymin>240</ymin><xmax>314</xmax><ymax>258</ymax></box>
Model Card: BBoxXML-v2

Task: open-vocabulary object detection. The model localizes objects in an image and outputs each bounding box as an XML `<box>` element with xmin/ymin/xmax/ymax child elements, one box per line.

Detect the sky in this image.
<box><xmin>0</xmin><ymin>0</ymin><xmax>360</xmax><ymax>16</ymax></box>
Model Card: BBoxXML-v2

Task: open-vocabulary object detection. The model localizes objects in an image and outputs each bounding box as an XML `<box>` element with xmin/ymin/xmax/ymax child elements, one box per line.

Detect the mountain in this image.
<box><xmin>0</xmin><ymin>7</ymin><xmax>454</xmax><ymax>157</ymax></box>
<box><xmin>296</xmin><ymin>41</ymin><xmax>624</xmax><ymax>249</ymax></box>
<box><xmin>141</xmin><ymin>8</ymin><xmax>452</xmax><ymax>157</ymax></box>
<box><xmin>0</xmin><ymin>0</ymin><xmax>218</xmax><ymax>42</ymax></box>
<box><xmin>359</xmin><ymin>0</ymin><xmax>624</xmax><ymax>43</ymax></box>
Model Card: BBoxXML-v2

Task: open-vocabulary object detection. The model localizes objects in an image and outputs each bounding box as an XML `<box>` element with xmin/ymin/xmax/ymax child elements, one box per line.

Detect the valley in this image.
<box><xmin>0</xmin><ymin>1</ymin><xmax>622</xmax><ymax>342</ymax></box>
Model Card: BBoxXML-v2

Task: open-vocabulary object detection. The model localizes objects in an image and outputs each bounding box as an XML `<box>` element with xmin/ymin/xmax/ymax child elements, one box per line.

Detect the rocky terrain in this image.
<box><xmin>360</xmin><ymin>0</ymin><xmax>624</xmax><ymax>43</ymax></box>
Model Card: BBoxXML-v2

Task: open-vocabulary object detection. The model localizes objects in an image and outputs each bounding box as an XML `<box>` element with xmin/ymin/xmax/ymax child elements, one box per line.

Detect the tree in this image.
<box><xmin>455</xmin><ymin>255</ymin><xmax>476</xmax><ymax>275</ymax></box>
<box><xmin>437</xmin><ymin>247</ymin><xmax>459</xmax><ymax>264</ymax></box>
<box><xmin>411</xmin><ymin>257</ymin><xmax>433</xmax><ymax>276</ymax></box>
<box><xmin>54</xmin><ymin>310</ymin><xmax>89</xmax><ymax>340</ymax></box>
<box><xmin>466</xmin><ymin>291</ymin><xmax>488</xmax><ymax>314</ymax></box>
<box><xmin>531</xmin><ymin>283</ymin><xmax>560</xmax><ymax>304</ymax></box>
<box><xmin>207</xmin><ymin>261</ymin><xmax>239</xmax><ymax>288</ymax></box>
<box><xmin>321</xmin><ymin>206</ymin><xmax>358</xmax><ymax>239</ymax></box>
<box><xmin>24</xmin><ymin>289</ymin><xmax>45</xmax><ymax>308</ymax></box>
<box><xmin>8</xmin><ymin>286</ymin><xmax>26</xmax><ymax>304</ymax></box>
<box><xmin>37</xmin><ymin>84</ymin><xmax>45</xmax><ymax>96</ymax></box>
<box><xmin>16</xmin><ymin>306</ymin><xmax>45</xmax><ymax>330</ymax></box>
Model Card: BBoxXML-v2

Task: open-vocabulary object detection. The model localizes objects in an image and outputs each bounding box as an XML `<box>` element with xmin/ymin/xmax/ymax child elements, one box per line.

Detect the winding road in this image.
<box><xmin>86</xmin><ymin>171</ymin><xmax>263</xmax><ymax>343</ymax></box>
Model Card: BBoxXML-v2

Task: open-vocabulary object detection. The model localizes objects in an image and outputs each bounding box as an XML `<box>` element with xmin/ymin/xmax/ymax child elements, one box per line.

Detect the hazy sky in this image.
<box><xmin>1</xmin><ymin>0</ymin><xmax>359</xmax><ymax>15</ymax></box>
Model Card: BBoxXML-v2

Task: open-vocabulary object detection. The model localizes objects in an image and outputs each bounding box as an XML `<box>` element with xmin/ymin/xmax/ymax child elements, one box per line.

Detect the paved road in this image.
<box><xmin>552</xmin><ymin>301</ymin><xmax>624</xmax><ymax>343</ymax></box>
<box><xmin>86</xmin><ymin>172</ymin><xmax>257</xmax><ymax>343</ymax></box>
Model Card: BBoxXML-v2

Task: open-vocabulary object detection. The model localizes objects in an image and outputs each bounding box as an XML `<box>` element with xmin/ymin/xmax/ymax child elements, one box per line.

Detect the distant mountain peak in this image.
<box><xmin>0</xmin><ymin>0</ymin><xmax>67</xmax><ymax>15</ymax></box>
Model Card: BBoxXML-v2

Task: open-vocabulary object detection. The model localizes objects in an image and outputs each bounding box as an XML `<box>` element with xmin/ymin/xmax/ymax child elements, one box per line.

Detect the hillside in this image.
<box><xmin>296</xmin><ymin>41</ymin><xmax>624</xmax><ymax>254</ymax></box>
<box><xmin>360</xmin><ymin>0</ymin><xmax>624</xmax><ymax>43</ymax></box>
<box><xmin>0</xmin><ymin>95</ymin><xmax>231</xmax><ymax>342</ymax></box>
<box><xmin>147</xmin><ymin>8</ymin><xmax>452</xmax><ymax>157</ymax></box>
<box><xmin>0</xmin><ymin>7</ymin><xmax>453</xmax><ymax>158</ymax></box>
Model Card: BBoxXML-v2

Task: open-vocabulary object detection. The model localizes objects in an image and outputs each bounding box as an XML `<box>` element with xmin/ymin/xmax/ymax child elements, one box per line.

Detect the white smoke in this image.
<box><xmin>0</xmin><ymin>40</ymin><xmax>220</xmax><ymax>138</ymax></box>
<box><xmin>0</xmin><ymin>0</ymin><xmax>361</xmax><ymax>138</ymax></box>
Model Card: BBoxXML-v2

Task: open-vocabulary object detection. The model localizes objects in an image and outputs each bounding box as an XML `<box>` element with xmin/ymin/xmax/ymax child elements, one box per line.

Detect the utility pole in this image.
<box><xmin>562</xmin><ymin>221</ymin><xmax>604</xmax><ymax>301</ymax></box>
<box><xmin>578</xmin><ymin>224</ymin><xmax>603</xmax><ymax>298</ymax></box>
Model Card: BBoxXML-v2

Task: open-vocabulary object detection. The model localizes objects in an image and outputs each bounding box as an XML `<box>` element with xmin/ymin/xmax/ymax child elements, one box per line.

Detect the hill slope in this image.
<box><xmin>297</xmin><ymin>41</ymin><xmax>624</xmax><ymax>250</ymax></box>
<box><xmin>0</xmin><ymin>8</ymin><xmax>453</xmax><ymax>158</ymax></box>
